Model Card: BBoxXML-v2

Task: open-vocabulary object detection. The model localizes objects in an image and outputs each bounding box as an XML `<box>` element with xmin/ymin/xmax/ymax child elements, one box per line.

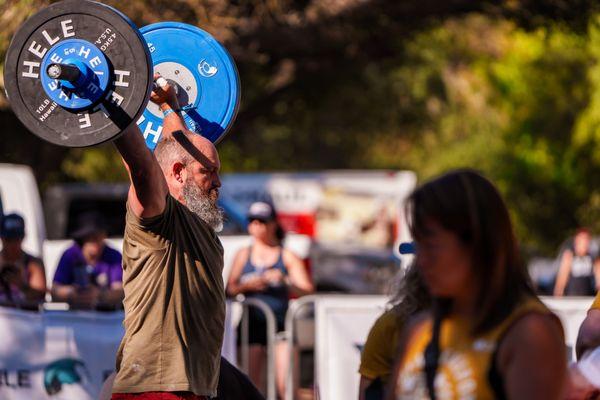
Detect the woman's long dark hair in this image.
<box><xmin>423</xmin><ymin>298</ymin><xmax>451</xmax><ymax>400</ymax></box>
<box><xmin>274</xmin><ymin>223</ymin><xmax>286</xmax><ymax>245</ymax></box>
<box><xmin>389</xmin><ymin>263</ymin><xmax>431</xmax><ymax>322</ymax></box>
<box><xmin>270</xmin><ymin>205</ymin><xmax>286</xmax><ymax>245</ymax></box>
<box><xmin>406</xmin><ymin>169</ymin><xmax>535</xmax><ymax>399</ymax></box>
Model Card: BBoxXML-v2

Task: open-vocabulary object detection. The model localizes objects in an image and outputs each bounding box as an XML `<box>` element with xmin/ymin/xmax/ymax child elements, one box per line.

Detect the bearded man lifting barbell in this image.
<box><xmin>4</xmin><ymin>1</ymin><xmax>248</xmax><ymax>399</ymax></box>
<box><xmin>106</xmin><ymin>79</ymin><xmax>226</xmax><ymax>400</ymax></box>
<box><xmin>100</xmin><ymin>83</ymin><xmax>263</xmax><ymax>400</ymax></box>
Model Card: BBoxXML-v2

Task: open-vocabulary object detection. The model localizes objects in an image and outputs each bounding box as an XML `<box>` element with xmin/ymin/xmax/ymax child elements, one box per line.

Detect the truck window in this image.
<box><xmin>44</xmin><ymin>184</ymin><xmax>129</xmax><ymax>240</ymax></box>
<box><xmin>66</xmin><ymin>199</ymin><xmax>127</xmax><ymax>238</ymax></box>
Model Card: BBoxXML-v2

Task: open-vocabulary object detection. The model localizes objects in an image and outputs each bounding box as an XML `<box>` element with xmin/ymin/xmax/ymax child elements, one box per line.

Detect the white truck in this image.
<box><xmin>0</xmin><ymin>164</ymin><xmax>45</xmax><ymax>258</ymax></box>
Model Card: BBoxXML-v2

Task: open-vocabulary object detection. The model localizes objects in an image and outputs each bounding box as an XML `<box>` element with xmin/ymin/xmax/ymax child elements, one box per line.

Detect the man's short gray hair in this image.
<box><xmin>154</xmin><ymin>138</ymin><xmax>192</xmax><ymax>171</ymax></box>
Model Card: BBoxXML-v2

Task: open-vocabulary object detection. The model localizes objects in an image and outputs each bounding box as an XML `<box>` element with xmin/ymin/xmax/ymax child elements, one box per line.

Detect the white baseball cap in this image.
<box><xmin>247</xmin><ymin>202</ymin><xmax>276</xmax><ymax>221</ymax></box>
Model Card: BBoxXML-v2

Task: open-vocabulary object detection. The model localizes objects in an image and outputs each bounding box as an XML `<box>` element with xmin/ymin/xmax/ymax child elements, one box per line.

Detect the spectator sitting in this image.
<box><xmin>554</xmin><ymin>228</ymin><xmax>600</xmax><ymax>297</ymax></box>
<box><xmin>51</xmin><ymin>212</ymin><xmax>123</xmax><ymax>310</ymax></box>
<box><xmin>0</xmin><ymin>213</ymin><xmax>46</xmax><ymax>307</ymax></box>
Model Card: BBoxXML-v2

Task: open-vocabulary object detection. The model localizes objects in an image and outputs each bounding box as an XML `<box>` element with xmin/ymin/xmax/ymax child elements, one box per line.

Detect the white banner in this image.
<box><xmin>0</xmin><ymin>304</ymin><xmax>236</xmax><ymax>400</ymax></box>
<box><xmin>1</xmin><ymin>296</ymin><xmax>592</xmax><ymax>400</ymax></box>
<box><xmin>314</xmin><ymin>295</ymin><xmax>388</xmax><ymax>400</ymax></box>
<box><xmin>314</xmin><ymin>295</ymin><xmax>595</xmax><ymax>400</ymax></box>
<box><xmin>0</xmin><ymin>307</ymin><xmax>123</xmax><ymax>400</ymax></box>
<box><xmin>539</xmin><ymin>296</ymin><xmax>595</xmax><ymax>358</ymax></box>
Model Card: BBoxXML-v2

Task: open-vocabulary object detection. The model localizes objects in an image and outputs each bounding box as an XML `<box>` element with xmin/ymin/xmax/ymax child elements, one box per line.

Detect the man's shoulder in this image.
<box><xmin>124</xmin><ymin>194</ymin><xmax>176</xmax><ymax>234</ymax></box>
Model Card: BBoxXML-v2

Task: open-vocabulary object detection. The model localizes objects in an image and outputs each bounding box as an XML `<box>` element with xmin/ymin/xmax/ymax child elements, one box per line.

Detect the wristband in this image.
<box><xmin>162</xmin><ymin>108</ymin><xmax>178</xmax><ymax>117</ymax></box>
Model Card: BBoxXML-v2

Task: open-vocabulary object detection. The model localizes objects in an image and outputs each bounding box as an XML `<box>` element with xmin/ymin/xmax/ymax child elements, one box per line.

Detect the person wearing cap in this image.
<box><xmin>227</xmin><ymin>201</ymin><xmax>314</xmax><ymax>398</ymax></box>
<box><xmin>0</xmin><ymin>213</ymin><xmax>46</xmax><ymax>306</ymax></box>
<box><xmin>51</xmin><ymin>212</ymin><xmax>123</xmax><ymax>309</ymax></box>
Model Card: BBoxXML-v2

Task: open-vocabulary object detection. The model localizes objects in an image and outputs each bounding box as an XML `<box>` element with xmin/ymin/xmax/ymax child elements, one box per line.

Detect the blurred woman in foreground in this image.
<box><xmin>389</xmin><ymin>169</ymin><xmax>566</xmax><ymax>399</ymax></box>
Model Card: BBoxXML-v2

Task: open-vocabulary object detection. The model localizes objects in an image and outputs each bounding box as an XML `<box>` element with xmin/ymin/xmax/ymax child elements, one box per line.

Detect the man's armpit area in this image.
<box><xmin>126</xmin><ymin>195</ymin><xmax>173</xmax><ymax>233</ymax></box>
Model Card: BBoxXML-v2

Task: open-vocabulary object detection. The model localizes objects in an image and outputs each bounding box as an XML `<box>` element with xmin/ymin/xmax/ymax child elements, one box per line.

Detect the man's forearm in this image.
<box><xmin>114</xmin><ymin>123</ymin><xmax>167</xmax><ymax>207</ymax></box>
<box><xmin>153</xmin><ymin>76</ymin><xmax>187</xmax><ymax>140</ymax></box>
<box><xmin>160</xmin><ymin>103</ymin><xmax>188</xmax><ymax>139</ymax></box>
<box><xmin>115</xmin><ymin>123</ymin><xmax>155</xmax><ymax>174</ymax></box>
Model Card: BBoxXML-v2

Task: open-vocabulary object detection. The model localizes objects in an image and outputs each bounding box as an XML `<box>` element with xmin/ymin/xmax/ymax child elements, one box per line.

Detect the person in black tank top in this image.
<box><xmin>554</xmin><ymin>228</ymin><xmax>599</xmax><ymax>297</ymax></box>
<box><xmin>227</xmin><ymin>202</ymin><xmax>314</xmax><ymax>398</ymax></box>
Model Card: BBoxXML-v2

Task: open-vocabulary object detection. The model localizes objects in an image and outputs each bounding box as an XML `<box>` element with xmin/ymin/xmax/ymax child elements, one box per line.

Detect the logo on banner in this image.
<box><xmin>44</xmin><ymin>358</ymin><xmax>92</xmax><ymax>397</ymax></box>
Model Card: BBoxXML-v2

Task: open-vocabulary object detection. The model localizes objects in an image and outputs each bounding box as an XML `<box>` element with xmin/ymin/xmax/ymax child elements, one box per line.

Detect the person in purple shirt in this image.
<box><xmin>51</xmin><ymin>212</ymin><xmax>124</xmax><ymax>310</ymax></box>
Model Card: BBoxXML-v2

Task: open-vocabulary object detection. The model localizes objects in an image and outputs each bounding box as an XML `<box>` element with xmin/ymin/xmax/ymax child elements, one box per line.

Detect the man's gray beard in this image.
<box><xmin>182</xmin><ymin>181</ymin><xmax>224</xmax><ymax>231</ymax></box>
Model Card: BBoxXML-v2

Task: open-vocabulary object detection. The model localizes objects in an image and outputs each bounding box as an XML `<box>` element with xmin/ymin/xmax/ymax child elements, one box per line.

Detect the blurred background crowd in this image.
<box><xmin>2</xmin><ymin>1</ymin><xmax>600</xmax><ymax>399</ymax></box>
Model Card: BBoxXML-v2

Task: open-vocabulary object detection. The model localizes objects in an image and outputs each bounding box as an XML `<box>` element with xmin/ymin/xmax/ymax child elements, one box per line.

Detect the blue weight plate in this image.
<box><xmin>138</xmin><ymin>22</ymin><xmax>240</xmax><ymax>150</ymax></box>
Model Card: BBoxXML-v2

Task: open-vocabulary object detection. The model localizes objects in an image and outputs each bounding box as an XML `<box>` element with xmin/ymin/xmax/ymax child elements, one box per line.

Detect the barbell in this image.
<box><xmin>3</xmin><ymin>0</ymin><xmax>240</xmax><ymax>149</ymax></box>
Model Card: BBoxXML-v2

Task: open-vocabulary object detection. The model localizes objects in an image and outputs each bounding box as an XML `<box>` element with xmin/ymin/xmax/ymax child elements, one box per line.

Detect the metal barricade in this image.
<box><xmin>284</xmin><ymin>294</ymin><xmax>318</xmax><ymax>400</ymax></box>
<box><xmin>236</xmin><ymin>295</ymin><xmax>278</xmax><ymax>400</ymax></box>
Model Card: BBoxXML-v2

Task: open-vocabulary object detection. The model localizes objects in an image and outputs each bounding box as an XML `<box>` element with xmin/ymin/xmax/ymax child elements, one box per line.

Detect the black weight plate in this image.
<box><xmin>4</xmin><ymin>0</ymin><xmax>152</xmax><ymax>147</ymax></box>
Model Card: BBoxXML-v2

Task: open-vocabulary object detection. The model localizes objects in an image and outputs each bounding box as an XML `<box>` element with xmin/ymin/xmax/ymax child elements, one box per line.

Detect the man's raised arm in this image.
<box><xmin>114</xmin><ymin>123</ymin><xmax>167</xmax><ymax>218</ymax></box>
<box><xmin>113</xmin><ymin>78</ymin><xmax>187</xmax><ymax>218</ymax></box>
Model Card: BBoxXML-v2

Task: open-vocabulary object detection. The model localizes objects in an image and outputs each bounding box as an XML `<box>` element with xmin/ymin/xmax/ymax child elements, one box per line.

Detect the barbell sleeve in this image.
<box><xmin>46</xmin><ymin>63</ymin><xmax>81</xmax><ymax>83</ymax></box>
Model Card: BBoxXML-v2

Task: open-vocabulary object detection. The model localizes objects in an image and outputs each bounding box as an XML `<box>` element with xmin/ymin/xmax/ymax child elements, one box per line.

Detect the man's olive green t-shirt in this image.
<box><xmin>112</xmin><ymin>195</ymin><xmax>225</xmax><ymax>397</ymax></box>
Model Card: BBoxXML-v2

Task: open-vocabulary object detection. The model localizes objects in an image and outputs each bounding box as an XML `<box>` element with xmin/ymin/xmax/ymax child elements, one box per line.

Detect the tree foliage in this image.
<box><xmin>377</xmin><ymin>16</ymin><xmax>592</xmax><ymax>252</ymax></box>
<box><xmin>1</xmin><ymin>0</ymin><xmax>600</xmax><ymax>254</ymax></box>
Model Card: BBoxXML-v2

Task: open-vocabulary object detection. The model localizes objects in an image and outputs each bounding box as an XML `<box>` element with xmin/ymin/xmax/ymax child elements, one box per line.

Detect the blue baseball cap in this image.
<box><xmin>1</xmin><ymin>213</ymin><xmax>25</xmax><ymax>239</ymax></box>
